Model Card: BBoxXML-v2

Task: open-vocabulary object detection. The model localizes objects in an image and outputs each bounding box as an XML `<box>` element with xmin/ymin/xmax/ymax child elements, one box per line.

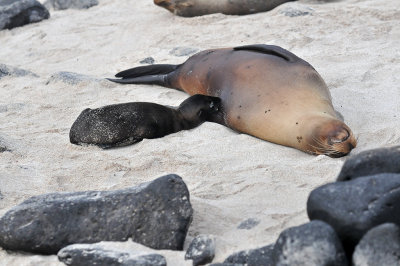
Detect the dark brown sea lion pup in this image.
<box><xmin>154</xmin><ymin>0</ymin><xmax>295</xmax><ymax>17</ymax></box>
<box><xmin>69</xmin><ymin>94</ymin><xmax>221</xmax><ymax>148</ymax></box>
<box><xmin>108</xmin><ymin>44</ymin><xmax>357</xmax><ymax>157</ymax></box>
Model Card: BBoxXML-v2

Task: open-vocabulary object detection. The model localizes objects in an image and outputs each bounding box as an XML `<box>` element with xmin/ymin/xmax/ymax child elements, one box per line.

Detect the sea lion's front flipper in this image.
<box><xmin>233</xmin><ymin>44</ymin><xmax>300</xmax><ymax>63</ymax></box>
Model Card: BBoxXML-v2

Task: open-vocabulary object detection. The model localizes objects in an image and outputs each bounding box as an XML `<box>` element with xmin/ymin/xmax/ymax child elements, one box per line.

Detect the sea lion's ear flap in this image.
<box><xmin>233</xmin><ymin>44</ymin><xmax>299</xmax><ymax>63</ymax></box>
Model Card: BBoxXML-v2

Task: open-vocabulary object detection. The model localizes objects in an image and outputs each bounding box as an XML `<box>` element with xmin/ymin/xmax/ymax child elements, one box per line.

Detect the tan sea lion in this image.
<box><xmin>70</xmin><ymin>94</ymin><xmax>221</xmax><ymax>148</ymax></box>
<box><xmin>108</xmin><ymin>44</ymin><xmax>357</xmax><ymax>157</ymax></box>
<box><xmin>154</xmin><ymin>0</ymin><xmax>295</xmax><ymax>17</ymax></box>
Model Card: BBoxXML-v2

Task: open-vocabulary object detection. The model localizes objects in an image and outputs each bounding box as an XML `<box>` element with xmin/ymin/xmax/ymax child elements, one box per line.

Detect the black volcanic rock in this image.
<box><xmin>58</xmin><ymin>243</ymin><xmax>167</xmax><ymax>266</ymax></box>
<box><xmin>337</xmin><ymin>146</ymin><xmax>400</xmax><ymax>181</ymax></box>
<box><xmin>0</xmin><ymin>0</ymin><xmax>49</xmax><ymax>30</ymax></box>
<box><xmin>352</xmin><ymin>223</ymin><xmax>400</xmax><ymax>266</ymax></box>
<box><xmin>224</xmin><ymin>244</ymin><xmax>274</xmax><ymax>266</ymax></box>
<box><xmin>0</xmin><ymin>174</ymin><xmax>193</xmax><ymax>254</ymax></box>
<box><xmin>308</xmin><ymin>173</ymin><xmax>400</xmax><ymax>255</ymax></box>
<box><xmin>272</xmin><ymin>220</ymin><xmax>347</xmax><ymax>266</ymax></box>
<box><xmin>225</xmin><ymin>222</ymin><xmax>347</xmax><ymax>266</ymax></box>
<box><xmin>224</xmin><ymin>249</ymin><xmax>250</xmax><ymax>264</ymax></box>
<box><xmin>185</xmin><ymin>234</ymin><xmax>215</xmax><ymax>266</ymax></box>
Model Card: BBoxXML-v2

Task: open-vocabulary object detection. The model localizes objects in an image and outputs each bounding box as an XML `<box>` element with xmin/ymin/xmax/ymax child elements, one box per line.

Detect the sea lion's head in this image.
<box><xmin>178</xmin><ymin>94</ymin><xmax>221</xmax><ymax>125</ymax></box>
<box><xmin>305</xmin><ymin>117</ymin><xmax>357</xmax><ymax>158</ymax></box>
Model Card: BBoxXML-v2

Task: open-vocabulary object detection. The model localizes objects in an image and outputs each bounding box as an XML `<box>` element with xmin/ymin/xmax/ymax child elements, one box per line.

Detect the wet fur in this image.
<box><xmin>70</xmin><ymin>94</ymin><xmax>221</xmax><ymax>148</ymax></box>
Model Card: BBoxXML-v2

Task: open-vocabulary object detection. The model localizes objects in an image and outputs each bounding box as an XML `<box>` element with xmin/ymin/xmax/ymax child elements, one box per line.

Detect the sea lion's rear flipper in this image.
<box><xmin>107</xmin><ymin>64</ymin><xmax>181</xmax><ymax>88</ymax></box>
<box><xmin>115</xmin><ymin>64</ymin><xmax>179</xmax><ymax>79</ymax></box>
<box><xmin>233</xmin><ymin>44</ymin><xmax>300</xmax><ymax>63</ymax></box>
<box><xmin>107</xmin><ymin>75</ymin><xmax>168</xmax><ymax>86</ymax></box>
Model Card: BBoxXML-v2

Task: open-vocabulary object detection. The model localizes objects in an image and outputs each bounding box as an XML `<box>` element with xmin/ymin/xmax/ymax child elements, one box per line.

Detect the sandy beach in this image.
<box><xmin>0</xmin><ymin>0</ymin><xmax>399</xmax><ymax>264</ymax></box>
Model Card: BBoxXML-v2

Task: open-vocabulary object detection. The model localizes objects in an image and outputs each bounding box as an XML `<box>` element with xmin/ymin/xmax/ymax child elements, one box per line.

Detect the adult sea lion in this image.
<box><xmin>154</xmin><ymin>0</ymin><xmax>295</xmax><ymax>17</ymax></box>
<box><xmin>70</xmin><ymin>94</ymin><xmax>221</xmax><ymax>148</ymax></box>
<box><xmin>108</xmin><ymin>44</ymin><xmax>357</xmax><ymax>157</ymax></box>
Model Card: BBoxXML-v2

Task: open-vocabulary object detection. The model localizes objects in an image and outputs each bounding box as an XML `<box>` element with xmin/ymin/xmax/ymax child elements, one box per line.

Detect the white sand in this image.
<box><xmin>0</xmin><ymin>0</ymin><xmax>399</xmax><ymax>264</ymax></box>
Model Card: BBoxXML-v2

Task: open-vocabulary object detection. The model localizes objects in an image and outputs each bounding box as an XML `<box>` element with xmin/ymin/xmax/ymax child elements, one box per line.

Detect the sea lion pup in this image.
<box><xmin>154</xmin><ymin>0</ymin><xmax>295</xmax><ymax>17</ymax></box>
<box><xmin>108</xmin><ymin>44</ymin><xmax>357</xmax><ymax>157</ymax></box>
<box><xmin>69</xmin><ymin>94</ymin><xmax>222</xmax><ymax>148</ymax></box>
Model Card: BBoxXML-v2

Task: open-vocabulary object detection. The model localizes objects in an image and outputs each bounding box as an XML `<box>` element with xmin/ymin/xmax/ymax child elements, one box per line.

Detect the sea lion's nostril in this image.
<box><xmin>348</xmin><ymin>142</ymin><xmax>355</xmax><ymax>150</ymax></box>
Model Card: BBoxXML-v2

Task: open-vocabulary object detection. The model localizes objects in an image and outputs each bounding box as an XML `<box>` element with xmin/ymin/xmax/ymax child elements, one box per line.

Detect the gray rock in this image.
<box><xmin>46</xmin><ymin>71</ymin><xmax>104</xmax><ymax>85</ymax></box>
<box><xmin>0</xmin><ymin>63</ymin><xmax>38</xmax><ymax>79</ymax></box>
<box><xmin>247</xmin><ymin>245</ymin><xmax>274</xmax><ymax>266</ymax></box>
<box><xmin>307</xmin><ymin>173</ymin><xmax>400</xmax><ymax>255</ymax></box>
<box><xmin>58</xmin><ymin>243</ymin><xmax>166</xmax><ymax>266</ymax></box>
<box><xmin>0</xmin><ymin>133</ymin><xmax>15</xmax><ymax>152</ymax></box>
<box><xmin>185</xmin><ymin>234</ymin><xmax>215</xmax><ymax>266</ymax></box>
<box><xmin>353</xmin><ymin>223</ymin><xmax>400</xmax><ymax>266</ymax></box>
<box><xmin>337</xmin><ymin>146</ymin><xmax>400</xmax><ymax>181</ymax></box>
<box><xmin>169</xmin><ymin>47</ymin><xmax>199</xmax><ymax>57</ymax></box>
<box><xmin>44</xmin><ymin>0</ymin><xmax>98</xmax><ymax>10</ymax></box>
<box><xmin>140</xmin><ymin>57</ymin><xmax>155</xmax><ymax>65</ymax></box>
<box><xmin>0</xmin><ymin>174</ymin><xmax>193</xmax><ymax>254</ymax></box>
<box><xmin>0</xmin><ymin>0</ymin><xmax>49</xmax><ymax>30</ymax></box>
<box><xmin>272</xmin><ymin>221</ymin><xmax>348</xmax><ymax>266</ymax></box>
<box><xmin>224</xmin><ymin>244</ymin><xmax>274</xmax><ymax>266</ymax></box>
<box><xmin>280</xmin><ymin>6</ymin><xmax>313</xmax><ymax>17</ymax></box>
<box><xmin>0</xmin><ymin>103</ymin><xmax>25</xmax><ymax>113</ymax></box>
<box><xmin>0</xmin><ymin>140</ymin><xmax>8</xmax><ymax>152</ymax></box>
<box><xmin>0</xmin><ymin>191</ymin><xmax>4</xmax><ymax>200</ymax></box>
<box><xmin>237</xmin><ymin>218</ymin><xmax>260</xmax><ymax>230</ymax></box>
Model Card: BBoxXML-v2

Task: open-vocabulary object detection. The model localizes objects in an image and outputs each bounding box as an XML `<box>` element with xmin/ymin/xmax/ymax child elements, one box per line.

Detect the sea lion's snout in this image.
<box><xmin>308</xmin><ymin>120</ymin><xmax>357</xmax><ymax>158</ymax></box>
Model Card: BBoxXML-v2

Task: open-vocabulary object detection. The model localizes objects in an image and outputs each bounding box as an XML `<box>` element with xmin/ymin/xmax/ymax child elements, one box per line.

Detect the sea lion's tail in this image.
<box><xmin>107</xmin><ymin>64</ymin><xmax>180</xmax><ymax>88</ymax></box>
